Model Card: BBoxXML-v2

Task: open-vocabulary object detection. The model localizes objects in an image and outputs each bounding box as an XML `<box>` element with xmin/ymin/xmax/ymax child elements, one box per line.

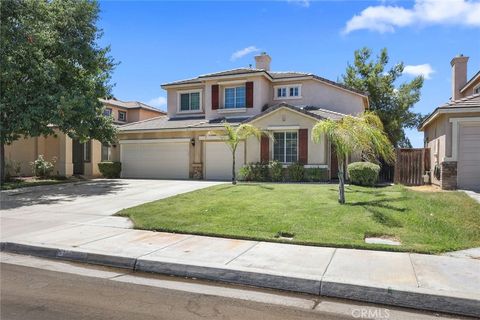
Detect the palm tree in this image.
<box><xmin>312</xmin><ymin>112</ymin><xmax>394</xmax><ymax>204</ymax></box>
<box><xmin>209</xmin><ymin>122</ymin><xmax>269</xmax><ymax>185</ymax></box>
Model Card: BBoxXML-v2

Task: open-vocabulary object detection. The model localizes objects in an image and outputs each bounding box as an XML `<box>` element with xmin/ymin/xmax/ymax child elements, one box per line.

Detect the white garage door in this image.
<box><xmin>120</xmin><ymin>140</ymin><xmax>189</xmax><ymax>179</ymax></box>
<box><xmin>458</xmin><ymin>122</ymin><xmax>480</xmax><ymax>190</ymax></box>
<box><xmin>205</xmin><ymin>141</ymin><xmax>244</xmax><ymax>181</ymax></box>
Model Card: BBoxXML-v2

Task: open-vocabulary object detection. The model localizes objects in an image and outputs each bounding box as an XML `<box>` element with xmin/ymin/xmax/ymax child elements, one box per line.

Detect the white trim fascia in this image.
<box><xmin>267</xmin><ymin>125</ymin><xmax>300</xmax><ymax>130</ymax></box>
<box><xmin>249</xmin><ymin>106</ymin><xmax>320</xmax><ymax>125</ymax></box>
<box><xmin>445</xmin><ymin>117</ymin><xmax>480</xmax><ymax>161</ymax></box>
<box><xmin>199</xmin><ymin>135</ymin><xmax>228</xmax><ymax>141</ymax></box>
<box><xmin>119</xmin><ymin>138</ymin><xmax>191</xmax><ymax>144</ymax></box>
<box><xmin>177</xmin><ymin>89</ymin><xmax>203</xmax><ymax>114</ymax></box>
<box><xmin>217</xmin><ymin>79</ymin><xmax>247</xmax><ymax>86</ymax></box>
<box><xmin>460</xmin><ymin>73</ymin><xmax>480</xmax><ymax>93</ymax></box>
<box><xmin>420</xmin><ymin>107</ymin><xmax>480</xmax><ymax>130</ymax></box>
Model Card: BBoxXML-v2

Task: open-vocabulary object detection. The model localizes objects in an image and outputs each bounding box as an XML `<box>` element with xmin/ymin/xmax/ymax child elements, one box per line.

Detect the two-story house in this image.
<box><xmin>419</xmin><ymin>55</ymin><xmax>480</xmax><ymax>191</ymax></box>
<box><xmin>5</xmin><ymin>98</ymin><xmax>165</xmax><ymax>177</ymax></box>
<box><xmin>116</xmin><ymin>53</ymin><xmax>368</xmax><ymax>180</ymax></box>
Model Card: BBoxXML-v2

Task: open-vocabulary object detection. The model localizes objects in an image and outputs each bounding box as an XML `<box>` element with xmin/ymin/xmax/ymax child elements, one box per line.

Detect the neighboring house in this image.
<box><xmin>116</xmin><ymin>53</ymin><xmax>368</xmax><ymax>180</ymax></box>
<box><xmin>5</xmin><ymin>98</ymin><xmax>165</xmax><ymax>177</ymax></box>
<box><xmin>419</xmin><ymin>55</ymin><xmax>480</xmax><ymax>190</ymax></box>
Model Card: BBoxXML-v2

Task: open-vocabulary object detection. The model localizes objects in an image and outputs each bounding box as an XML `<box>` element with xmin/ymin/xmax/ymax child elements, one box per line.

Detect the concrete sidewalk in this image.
<box><xmin>2</xmin><ymin>224</ymin><xmax>479</xmax><ymax>317</ymax></box>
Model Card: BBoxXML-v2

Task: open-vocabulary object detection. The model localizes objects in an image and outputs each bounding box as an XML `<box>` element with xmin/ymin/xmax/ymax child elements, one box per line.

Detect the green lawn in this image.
<box><xmin>0</xmin><ymin>177</ymin><xmax>82</xmax><ymax>190</ymax></box>
<box><xmin>117</xmin><ymin>183</ymin><xmax>480</xmax><ymax>253</ymax></box>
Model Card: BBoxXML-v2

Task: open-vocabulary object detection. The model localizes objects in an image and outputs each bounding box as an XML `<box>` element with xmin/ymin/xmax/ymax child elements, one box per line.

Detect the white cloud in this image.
<box><xmin>287</xmin><ymin>0</ymin><xmax>310</xmax><ymax>8</ymax></box>
<box><xmin>230</xmin><ymin>46</ymin><xmax>260</xmax><ymax>61</ymax></box>
<box><xmin>343</xmin><ymin>0</ymin><xmax>480</xmax><ymax>34</ymax></box>
<box><xmin>147</xmin><ymin>96</ymin><xmax>167</xmax><ymax>109</ymax></box>
<box><xmin>403</xmin><ymin>64</ymin><xmax>435</xmax><ymax>79</ymax></box>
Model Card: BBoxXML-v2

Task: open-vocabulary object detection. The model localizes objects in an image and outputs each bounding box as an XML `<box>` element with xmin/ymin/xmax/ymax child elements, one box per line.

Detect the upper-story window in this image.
<box><xmin>274</xmin><ymin>84</ymin><xmax>302</xmax><ymax>100</ymax></box>
<box><xmin>224</xmin><ymin>86</ymin><xmax>246</xmax><ymax>109</ymax></box>
<box><xmin>474</xmin><ymin>85</ymin><xmax>480</xmax><ymax>94</ymax></box>
<box><xmin>118</xmin><ymin>111</ymin><xmax>127</xmax><ymax>122</ymax></box>
<box><xmin>103</xmin><ymin>108</ymin><xmax>112</xmax><ymax>116</ymax></box>
<box><xmin>178</xmin><ymin>90</ymin><xmax>201</xmax><ymax>112</ymax></box>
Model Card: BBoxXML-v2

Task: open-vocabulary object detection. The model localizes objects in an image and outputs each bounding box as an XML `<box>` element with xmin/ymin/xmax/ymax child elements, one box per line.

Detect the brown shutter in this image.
<box><xmin>260</xmin><ymin>135</ymin><xmax>269</xmax><ymax>163</ymax></box>
<box><xmin>246</xmin><ymin>81</ymin><xmax>253</xmax><ymax>108</ymax></box>
<box><xmin>212</xmin><ymin>85</ymin><xmax>219</xmax><ymax>110</ymax></box>
<box><xmin>298</xmin><ymin>129</ymin><xmax>308</xmax><ymax>164</ymax></box>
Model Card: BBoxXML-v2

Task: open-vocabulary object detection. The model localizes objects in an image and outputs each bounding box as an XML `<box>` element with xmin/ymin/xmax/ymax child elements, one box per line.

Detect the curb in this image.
<box><xmin>2</xmin><ymin>242</ymin><xmax>479</xmax><ymax>318</ymax></box>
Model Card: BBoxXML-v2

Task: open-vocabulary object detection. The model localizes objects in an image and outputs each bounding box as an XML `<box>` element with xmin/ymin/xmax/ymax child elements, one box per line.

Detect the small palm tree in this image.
<box><xmin>209</xmin><ymin>122</ymin><xmax>269</xmax><ymax>185</ymax></box>
<box><xmin>312</xmin><ymin>112</ymin><xmax>394</xmax><ymax>204</ymax></box>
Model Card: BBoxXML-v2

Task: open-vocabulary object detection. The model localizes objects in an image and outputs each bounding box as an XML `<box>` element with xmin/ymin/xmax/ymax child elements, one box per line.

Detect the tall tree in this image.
<box><xmin>342</xmin><ymin>48</ymin><xmax>423</xmax><ymax>147</ymax></box>
<box><xmin>0</xmin><ymin>0</ymin><xmax>117</xmax><ymax>182</ymax></box>
<box><xmin>312</xmin><ymin>112</ymin><xmax>394</xmax><ymax>204</ymax></box>
<box><xmin>208</xmin><ymin>122</ymin><xmax>269</xmax><ymax>185</ymax></box>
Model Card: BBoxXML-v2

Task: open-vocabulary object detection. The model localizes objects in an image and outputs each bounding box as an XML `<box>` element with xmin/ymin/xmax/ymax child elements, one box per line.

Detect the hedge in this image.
<box><xmin>347</xmin><ymin>161</ymin><xmax>380</xmax><ymax>186</ymax></box>
<box><xmin>98</xmin><ymin>162</ymin><xmax>122</xmax><ymax>179</ymax></box>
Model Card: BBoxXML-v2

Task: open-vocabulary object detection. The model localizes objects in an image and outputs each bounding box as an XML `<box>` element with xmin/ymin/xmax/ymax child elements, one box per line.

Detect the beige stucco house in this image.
<box><xmin>419</xmin><ymin>55</ymin><xmax>480</xmax><ymax>190</ymax></box>
<box><xmin>5</xmin><ymin>98</ymin><xmax>164</xmax><ymax>177</ymax></box>
<box><xmin>116</xmin><ymin>53</ymin><xmax>368</xmax><ymax>180</ymax></box>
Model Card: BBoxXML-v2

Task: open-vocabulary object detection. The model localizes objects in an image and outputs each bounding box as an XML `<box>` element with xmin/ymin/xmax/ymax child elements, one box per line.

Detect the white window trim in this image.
<box><xmin>272</xmin><ymin>130</ymin><xmax>299</xmax><ymax>164</ymax></box>
<box><xmin>104</xmin><ymin>108</ymin><xmax>112</xmax><ymax>116</ymax></box>
<box><xmin>118</xmin><ymin>110</ymin><xmax>127</xmax><ymax>122</ymax></box>
<box><xmin>444</xmin><ymin>117</ymin><xmax>480</xmax><ymax>162</ymax></box>
<box><xmin>177</xmin><ymin>89</ymin><xmax>203</xmax><ymax>113</ymax></box>
<box><xmin>217</xmin><ymin>108</ymin><xmax>247</xmax><ymax>114</ymax></box>
<box><xmin>223</xmin><ymin>85</ymin><xmax>246</xmax><ymax>109</ymax></box>
<box><xmin>273</xmin><ymin>84</ymin><xmax>302</xmax><ymax>100</ymax></box>
<box><xmin>473</xmin><ymin>84</ymin><xmax>480</xmax><ymax>94</ymax></box>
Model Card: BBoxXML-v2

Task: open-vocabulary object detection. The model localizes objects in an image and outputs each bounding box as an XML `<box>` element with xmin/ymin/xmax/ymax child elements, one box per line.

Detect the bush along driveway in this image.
<box><xmin>118</xmin><ymin>184</ymin><xmax>480</xmax><ymax>254</ymax></box>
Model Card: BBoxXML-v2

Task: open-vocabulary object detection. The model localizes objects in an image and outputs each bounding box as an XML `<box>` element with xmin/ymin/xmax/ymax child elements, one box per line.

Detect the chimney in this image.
<box><xmin>451</xmin><ymin>54</ymin><xmax>469</xmax><ymax>101</ymax></box>
<box><xmin>255</xmin><ymin>52</ymin><xmax>271</xmax><ymax>71</ymax></box>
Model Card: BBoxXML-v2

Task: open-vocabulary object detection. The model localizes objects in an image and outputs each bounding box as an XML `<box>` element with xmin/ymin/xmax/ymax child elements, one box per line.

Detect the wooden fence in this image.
<box><xmin>394</xmin><ymin>148</ymin><xmax>430</xmax><ymax>186</ymax></box>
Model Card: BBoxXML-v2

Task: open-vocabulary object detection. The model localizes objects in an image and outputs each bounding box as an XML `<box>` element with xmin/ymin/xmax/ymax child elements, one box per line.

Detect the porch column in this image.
<box><xmin>58</xmin><ymin>133</ymin><xmax>73</xmax><ymax>176</ymax></box>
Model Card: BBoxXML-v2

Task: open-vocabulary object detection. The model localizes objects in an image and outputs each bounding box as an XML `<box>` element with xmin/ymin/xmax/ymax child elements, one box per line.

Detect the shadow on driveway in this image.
<box><xmin>0</xmin><ymin>180</ymin><xmax>128</xmax><ymax>210</ymax></box>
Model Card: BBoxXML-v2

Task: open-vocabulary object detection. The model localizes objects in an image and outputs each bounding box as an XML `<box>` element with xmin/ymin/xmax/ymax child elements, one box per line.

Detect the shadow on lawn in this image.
<box><xmin>346</xmin><ymin>196</ymin><xmax>407</xmax><ymax>228</ymax></box>
<box><xmin>216</xmin><ymin>184</ymin><xmax>275</xmax><ymax>191</ymax></box>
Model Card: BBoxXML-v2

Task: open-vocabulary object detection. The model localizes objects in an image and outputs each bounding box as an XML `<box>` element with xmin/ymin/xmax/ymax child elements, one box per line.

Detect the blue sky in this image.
<box><xmin>97</xmin><ymin>0</ymin><xmax>480</xmax><ymax>147</ymax></box>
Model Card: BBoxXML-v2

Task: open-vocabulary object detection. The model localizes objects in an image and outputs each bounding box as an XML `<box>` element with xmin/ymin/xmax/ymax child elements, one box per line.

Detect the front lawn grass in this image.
<box><xmin>117</xmin><ymin>184</ymin><xmax>480</xmax><ymax>254</ymax></box>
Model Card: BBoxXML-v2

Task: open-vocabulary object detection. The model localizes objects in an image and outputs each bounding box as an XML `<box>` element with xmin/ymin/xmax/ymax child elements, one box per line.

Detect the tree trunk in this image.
<box><xmin>0</xmin><ymin>142</ymin><xmax>5</xmax><ymax>185</ymax></box>
<box><xmin>338</xmin><ymin>159</ymin><xmax>345</xmax><ymax>204</ymax></box>
<box><xmin>232</xmin><ymin>151</ymin><xmax>236</xmax><ymax>185</ymax></box>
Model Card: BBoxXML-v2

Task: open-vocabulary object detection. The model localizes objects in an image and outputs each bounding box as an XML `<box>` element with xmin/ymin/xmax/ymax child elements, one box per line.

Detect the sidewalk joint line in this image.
<box><xmin>319</xmin><ymin>248</ymin><xmax>337</xmax><ymax>295</ymax></box>
<box><xmin>135</xmin><ymin>234</ymin><xmax>196</xmax><ymax>260</ymax></box>
<box><xmin>408</xmin><ymin>253</ymin><xmax>421</xmax><ymax>288</ymax></box>
<box><xmin>75</xmin><ymin>229</ymin><xmax>132</xmax><ymax>247</ymax></box>
<box><xmin>225</xmin><ymin>241</ymin><xmax>260</xmax><ymax>266</ymax></box>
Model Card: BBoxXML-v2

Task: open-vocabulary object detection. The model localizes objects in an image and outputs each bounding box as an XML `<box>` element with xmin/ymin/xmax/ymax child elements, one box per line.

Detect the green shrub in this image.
<box><xmin>98</xmin><ymin>161</ymin><xmax>122</xmax><ymax>178</ymax></box>
<box><xmin>347</xmin><ymin>162</ymin><xmax>380</xmax><ymax>186</ymax></box>
<box><xmin>239</xmin><ymin>162</ymin><xmax>269</xmax><ymax>181</ymax></box>
<box><xmin>269</xmin><ymin>161</ymin><xmax>284</xmax><ymax>182</ymax></box>
<box><xmin>305</xmin><ymin>167</ymin><xmax>328</xmax><ymax>182</ymax></box>
<box><xmin>287</xmin><ymin>163</ymin><xmax>305</xmax><ymax>182</ymax></box>
<box><xmin>30</xmin><ymin>155</ymin><xmax>56</xmax><ymax>179</ymax></box>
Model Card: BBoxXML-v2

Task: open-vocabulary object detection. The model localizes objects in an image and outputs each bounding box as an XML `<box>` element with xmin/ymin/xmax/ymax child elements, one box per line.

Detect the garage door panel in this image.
<box><xmin>121</xmin><ymin>142</ymin><xmax>189</xmax><ymax>179</ymax></box>
<box><xmin>458</xmin><ymin>122</ymin><xmax>480</xmax><ymax>190</ymax></box>
<box><xmin>205</xmin><ymin>142</ymin><xmax>244</xmax><ymax>181</ymax></box>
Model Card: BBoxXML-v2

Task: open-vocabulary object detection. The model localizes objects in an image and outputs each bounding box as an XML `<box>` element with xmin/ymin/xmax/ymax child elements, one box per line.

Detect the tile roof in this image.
<box><xmin>161</xmin><ymin>68</ymin><xmax>366</xmax><ymax>96</ymax></box>
<box><xmin>461</xmin><ymin>70</ymin><xmax>480</xmax><ymax>92</ymax></box>
<box><xmin>419</xmin><ymin>93</ymin><xmax>480</xmax><ymax>129</ymax></box>
<box><xmin>100</xmin><ymin>98</ymin><xmax>164</xmax><ymax>113</ymax></box>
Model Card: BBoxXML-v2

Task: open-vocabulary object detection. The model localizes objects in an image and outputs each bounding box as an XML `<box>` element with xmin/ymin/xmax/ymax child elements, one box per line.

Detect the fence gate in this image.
<box><xmin>394</xmin><ymin>148</ymin><xmax>430</xmax><ymax>186</ymax></box>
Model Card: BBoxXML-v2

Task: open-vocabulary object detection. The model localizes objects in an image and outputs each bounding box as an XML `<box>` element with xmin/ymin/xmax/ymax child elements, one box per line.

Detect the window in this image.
<box><xmin>103</xmin><ymin>108</ymin><xmax>112</xmax><ymax>116</ymax></box>
<box><xmin>179</xmin><ymin>91</ymin><xmax>201</xmax><ymax>112</ymax></box>
<box><xmin>101</xmin><ymin>144</ymin><xmax>112</xmax><ymax>161</ymax></box>
<box><xmin>83</xmin><ymin>140</ymin><xmax>91</xmax><ymax>162</ymax></box>
<box><xmin>224</xmin><ymin>86</ymin><xmax>246</xmax><ymax>108</ymax></box>
<box><xmin>274</xmin><ymin>84</ymin><xmax>301</xmax><ymax>99</ymax></box>
<box><xmin>474</xmin><ymin>86</ymin><xmax>480</xmax><ymax>94</ymax></box>
<box><xmin>273</xmin><ymin>132</ymin><xmax>298</xmax><ymax>163</ymax></box>
<box><xmin>118</xmin><ymin>111</ymin><xmax>127</xmax><ymax>122</ymax></box>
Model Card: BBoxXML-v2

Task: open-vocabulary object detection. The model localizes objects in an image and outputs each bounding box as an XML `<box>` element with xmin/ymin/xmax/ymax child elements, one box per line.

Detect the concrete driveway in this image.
<box><xmin>1</xmin><ymin>179</ymin><xmax>221</xmax><ymax>240</ymax></box>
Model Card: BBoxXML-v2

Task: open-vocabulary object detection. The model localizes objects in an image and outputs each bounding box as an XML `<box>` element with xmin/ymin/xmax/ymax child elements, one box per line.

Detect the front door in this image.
<box><xmin>72</xmin><ymin>140</ymin><xmax>84</xmax><ymax>175</ymax></box>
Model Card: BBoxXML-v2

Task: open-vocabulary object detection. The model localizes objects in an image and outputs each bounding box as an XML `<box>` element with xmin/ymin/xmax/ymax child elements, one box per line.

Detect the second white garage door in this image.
<box><xmin>120</xmin><ymin>140</ymin><xmax>190</xmax><ymax>179</ymax></box>
<box><xmin>205</xmin><ymin>141</ymin><xmax>244</xmax><ymax>181</ymax></box>
<box><xmin>458</xmin><ymin>122</ymin><xmax>480</xmax><ymax>190</ymax></box>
